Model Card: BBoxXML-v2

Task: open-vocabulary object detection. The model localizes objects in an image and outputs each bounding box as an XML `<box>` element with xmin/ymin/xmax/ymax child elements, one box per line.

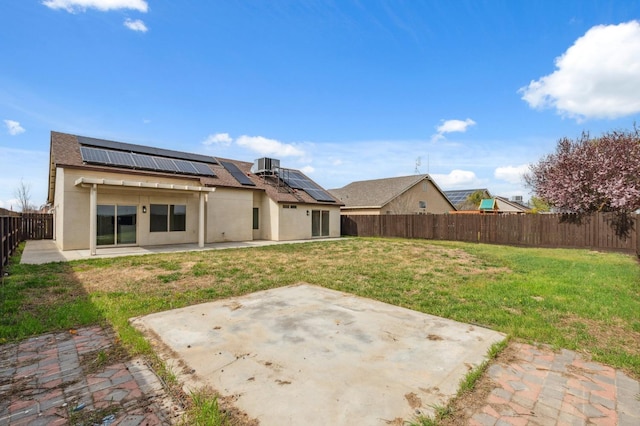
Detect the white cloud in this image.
<box><xmin>494</xmin><ymin>164</ymin><xmax>529</xmax><ymax>184</ymax></box>
<box><xmin>42</xmin><ymin>0</ymin><xmax>148</xmax><ymax>13</ymax></box>
<box><xmin>236</xmin><ymin>135</ymin><xmax>305</xmax><ymax>158</ymax></box>
<box><xmin>520</xmin><ymin>20</ymin><xmax>640</xmax><ymax>120</ymax></box>
<box><xmin>431</xmin><ymin>169</ymin><xmax>480</xmax><ymax>188</ymax></box>
<box><xmin>431</xmin><ymin>118</ymin><xmax>476</xmax><ymax>142</ymax></box>
<box><xmin>300</xmin><ymin>165</ymin><xmax>315</xmax><ymax>174</ymax></box>
<box><xmin>124</xmin><ymin>18</ymin><xmax>148</xmax><ymax>32</ymax></box>
<box><xmin>4</xmin><ymin>120</ymin><xmax>25</xmax><ymax>135</ymax></box>
<box><xmin>203</xmin><ymin>133</ymin><xmax>233</xmax><ymax>146</ymax></box>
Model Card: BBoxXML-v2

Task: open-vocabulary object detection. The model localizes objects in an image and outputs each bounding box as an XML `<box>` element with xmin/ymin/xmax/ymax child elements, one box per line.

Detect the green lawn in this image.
<box><xmin>1</xmin><ymin>237</ymin><xmax>639</xmax><ymax>378</ymax></box>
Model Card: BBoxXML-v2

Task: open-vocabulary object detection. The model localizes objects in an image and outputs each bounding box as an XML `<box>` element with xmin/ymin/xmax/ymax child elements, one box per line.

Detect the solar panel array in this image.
<box><xmin>80</xmin><ymin>146</ymin><xmax>215</xmax><ymax>177</ymax></box>
<box><xmin>444</xmin><ymin>189</ymin><xmax>480</xmax><ymax>206</ymax></box>
<box><xmin>220</xmin><ymin>161</ymin><xmax>256</xmax><ymax>186</ymax></box>
<box><xmin>278</xmin><ymin>170</ymin><xmax>335</xmax><ymax>202</ymax></box>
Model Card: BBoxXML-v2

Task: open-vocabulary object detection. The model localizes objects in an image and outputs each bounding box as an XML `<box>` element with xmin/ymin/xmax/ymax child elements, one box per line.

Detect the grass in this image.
<box><xmin>1</xmin><ymin>237</ymin><xmax>639</xmax><ymax>422</ymax></box>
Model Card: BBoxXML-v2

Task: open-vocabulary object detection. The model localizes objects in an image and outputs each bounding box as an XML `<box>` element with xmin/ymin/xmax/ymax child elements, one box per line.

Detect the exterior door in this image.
<box><xmin>97</xmin><ymin>205</ymin><xmax>137</xmax><ymax>246</ymax></box>
<box><xmin>311</xmin><ymin>210</ymin><xmax>330</xmax><ymax>237</ymax></box>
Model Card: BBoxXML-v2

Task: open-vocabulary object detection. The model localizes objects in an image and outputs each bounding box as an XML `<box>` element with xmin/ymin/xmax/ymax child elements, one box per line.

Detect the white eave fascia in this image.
<box><xmin>74</xmin><ymin>177</ymin><xmax>216</xmax><ymax>193</ymax></box>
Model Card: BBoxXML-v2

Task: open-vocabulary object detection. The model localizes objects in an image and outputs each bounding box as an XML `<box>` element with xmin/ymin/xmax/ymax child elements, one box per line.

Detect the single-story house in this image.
<box><xmin>47</xmin><ymin>131</ymin><xmax>342</xmax><ymax>254</ymax></box>
<box><xmin>479</xmin><ymin>196</ymin><xmax>531</xmax><ymax>214</ymax></box>
<box><xmin>329</xmin><ymin>174</ymin><xmax>456</xmax><ymax>215</ymax></box>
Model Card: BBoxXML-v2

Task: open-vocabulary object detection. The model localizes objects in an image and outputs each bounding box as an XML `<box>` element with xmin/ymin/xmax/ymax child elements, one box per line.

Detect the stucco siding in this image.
<box><xmin>207</xmin><ymin>188</ymin><xmax>253</xmax><ymax>242</ymax></box>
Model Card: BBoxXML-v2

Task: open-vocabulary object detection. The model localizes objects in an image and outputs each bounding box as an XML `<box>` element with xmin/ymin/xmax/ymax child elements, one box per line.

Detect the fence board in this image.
<box><xmin>1</xmin><ymin>216</ymin><xmax>21</xmax><ymax>276</ymax></box>
<box><xmin>341</xmin><ymin>213</ymin><xmax>639</xmax><ymax>255</ymax></box>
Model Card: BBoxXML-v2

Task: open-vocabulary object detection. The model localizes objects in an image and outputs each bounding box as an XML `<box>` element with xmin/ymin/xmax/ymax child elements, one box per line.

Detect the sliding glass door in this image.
<box><xmin>97</xmin><ymin>205</ymin><xmax>137</xmax><ymax>246</ymax></box>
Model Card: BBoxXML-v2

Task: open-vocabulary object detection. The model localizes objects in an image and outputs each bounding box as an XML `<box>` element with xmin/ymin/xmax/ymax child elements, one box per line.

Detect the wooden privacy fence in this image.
<box><xmin>0</xmin><ymin>213</ymin><xmax>54</xmax><ymax>276</ymax></box>
<box><xmin>1</xmin><ymin>215</ymin><xmax>22</xmax><ymax>276</ymax></box>
<box><xmin>21</xmin><ymin>213</ymin><xmax>54</xmax><ymax>240</ymax></box>
<box><xmin>341</xmin><ymin>213</ymin><xmax>640</xmax><ymax>255</ymax></box>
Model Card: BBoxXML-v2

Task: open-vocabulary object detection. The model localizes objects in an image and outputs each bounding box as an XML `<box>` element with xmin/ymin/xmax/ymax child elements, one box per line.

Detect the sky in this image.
<box><xmin>1</xmin><ymin>0</ymin><xmax>640</xmax><ymax>210</ymax></box>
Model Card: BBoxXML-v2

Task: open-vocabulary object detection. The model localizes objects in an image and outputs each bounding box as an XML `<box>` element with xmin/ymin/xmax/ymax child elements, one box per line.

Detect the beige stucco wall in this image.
<box><xmin>275</xmin><ymin>203</ymin><xmax>341</xmax><ymax>240</ymax></box>
<box><xmin>53</xmin><ymin>167</ymin><xmax>65</xmax><ymax>250</ymax></box>
<box><xmin>56</xmin><ymin>168</ymin><xmax>210</xmax><ymax>250</ymax></box>
<box><xmin>53</xmin><ymin>167</ymin><xmax>341</xmax><ymax>250</ymax></box>
<box><xmin>206</xmin><ymin>187</ymin><xmax>253</xmax><ymax>242</ymax></box>
<box><xmin>340</xmin><ymin>208</ymin><xmax>382</xmax><ymax>216</ymax></box>
<box><xmin>382</xmin><ymin>179</ymin><xmax>454</xmax><ymax>214</ymax></box>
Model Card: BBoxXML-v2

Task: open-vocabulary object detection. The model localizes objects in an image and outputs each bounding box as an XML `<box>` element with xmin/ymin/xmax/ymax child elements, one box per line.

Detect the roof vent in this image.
<box><xmin>252</xmin><ymin>157</ymin><xmax>280</xmax><ymax>174</ymax></box>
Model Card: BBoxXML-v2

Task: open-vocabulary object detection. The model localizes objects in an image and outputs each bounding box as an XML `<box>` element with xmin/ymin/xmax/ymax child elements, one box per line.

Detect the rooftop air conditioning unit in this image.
<box><xmin>252</xmin><ymin>157</ymin><xmax>280</xmax><ymax>174</ymax></box>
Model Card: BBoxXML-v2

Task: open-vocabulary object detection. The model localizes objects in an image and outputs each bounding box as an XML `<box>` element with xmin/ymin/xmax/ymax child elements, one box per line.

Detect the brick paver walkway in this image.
<box><xmin>470</xmin><ymin>342</ymin><xmax>640</xmax><ymax>426</ymax></box>
<box><xmin>0</xmin><ymin>326</ymin><xmax>180</xmax><ymax>425</ymax></box>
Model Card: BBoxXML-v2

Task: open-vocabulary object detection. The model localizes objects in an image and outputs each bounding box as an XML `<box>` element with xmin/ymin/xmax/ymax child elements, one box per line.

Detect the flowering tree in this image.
<box><xmin>525</xmin><ymin>127</ymin><xmax>640</xmax><ymax>236</ymax></box>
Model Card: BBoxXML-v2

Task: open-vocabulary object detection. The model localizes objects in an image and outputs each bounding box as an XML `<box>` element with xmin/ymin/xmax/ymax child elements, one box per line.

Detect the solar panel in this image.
<box><xmin>173</xmin><ymin>159</ymin><xmax>199</xmax><ymax>174</ymax></box>
<box><xmin>220</xmin><ymin>161</ymin><xmax>255</xmax><ymax>186</ymax></box>
<box><xmin>80</xmin><ymin>145</ymin><xmax>217</xmax><ymax>177</ymax></box>
<box><xmin>80</xmin><ymin>147</ymin><xmax>111</xmax><ymax>164</ymax></box>
<box><xmin>191</xmin><ymin>162</ymin><xmax>216</xmax><ymax>177</ymax></box>
<box><xmin>107</xmin><ymin>150</ymin><xmax>135</xmax><ymax>168</ymax></box>
<box><xmin>153</xmin><ymin>157</ymin><xmax>179</xmax><ymax>172</ymax></box>
<box><xmin>132</xmin><ymin>153</ymin><xmax>158</xmax><ymax>170</ymax></box>
<box><xmin>78</xmin><ymin>135</ymin><xmax>219</xmax><ymax>165</ymax></box>
<box><xmin>278</xmin><ymin>169</ymin><xmax>335</xmax><ymax>202</ymax></box>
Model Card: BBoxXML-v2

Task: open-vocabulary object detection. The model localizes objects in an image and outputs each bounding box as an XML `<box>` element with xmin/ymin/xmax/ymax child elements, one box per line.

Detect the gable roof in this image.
<box><xmin>329</xmin><ymin>174</ymin><xmax>453</xmax><ymax>209</ymax></box>
<box><xmin>48</xmin><ymin>131</ymin><xmax>341</xmax><ymax>206</ymax></box>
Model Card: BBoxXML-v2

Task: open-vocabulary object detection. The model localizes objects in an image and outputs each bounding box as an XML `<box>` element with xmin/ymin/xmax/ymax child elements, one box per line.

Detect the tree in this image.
<box><xmin>14</xmin><ymin>179</ymin><xmax>35</xmax><ymax>212</ymax></box>
<box><xmin>529</xmin><ymin>196</ymin><xmax>551</xmax><ymax>213</ymax></box>
<box><xmin>525</xmin><ymin>127</ymin><xmax>640</xmax><ymax>236</ymax></box>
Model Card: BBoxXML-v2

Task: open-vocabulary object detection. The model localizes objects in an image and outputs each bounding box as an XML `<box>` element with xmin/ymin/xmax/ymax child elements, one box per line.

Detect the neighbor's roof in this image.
<box><xmin>443</xmin><ymin>189</ymin><xmax>491</xmax><ymax>208</ymax></box>
<box><xmin>48</xmin><ymin>131</ymin><xmax>340</xmax><ymax>206</ymax></box>
<box><xmin>329</xmin><ymin>174</ymin><xmax>452</xmax><ymax>209</ymax></box>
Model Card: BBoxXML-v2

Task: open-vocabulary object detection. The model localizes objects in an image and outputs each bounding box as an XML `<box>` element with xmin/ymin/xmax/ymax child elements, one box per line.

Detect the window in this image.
<box><xmin>170</xmin><ymin>205</ymin><xmax>186</xmax><ymax>231</ymax></box>
<box><xmin>418</xmin><ymin>201</ymin><xmax>427</xmax><ymax>209</ymax></box>
<box><xmin>253</xmin><ymin>207</ymin><xmax>259</xmax><ymax>230</ymax></box>
<box><xmin>150</xmin><ymin>204</ymin><xmax>186</xmax><ymax>232</ymax></box>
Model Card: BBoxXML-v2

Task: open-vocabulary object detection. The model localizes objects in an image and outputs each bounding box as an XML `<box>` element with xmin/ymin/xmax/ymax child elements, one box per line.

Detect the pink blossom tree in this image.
<box><xmin>525</xmin><ymin>127</ymin><xmax>640</xmax><ymax>237</ymax></box>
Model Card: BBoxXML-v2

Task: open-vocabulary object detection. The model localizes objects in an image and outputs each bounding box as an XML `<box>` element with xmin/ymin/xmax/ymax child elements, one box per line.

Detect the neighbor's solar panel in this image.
<box><xmin>220</xmin><ymin>161</ymin><xmax>256</xmax><ymax>186</ymax></box>
<box><xmin>278</xmin><ymin>170</ymin><xmax>335</xmax><ymax>202</ymax></box>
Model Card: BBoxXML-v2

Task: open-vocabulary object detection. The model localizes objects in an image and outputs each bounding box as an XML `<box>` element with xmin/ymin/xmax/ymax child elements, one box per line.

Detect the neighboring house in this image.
<box><xmin>329</xmin><ymin>174</ymin><xmax>456</xmax><ymax>215</ymax></box>
<box><xmin>0</xmin><ymin>207</ymin><xmax>20</xmax><ymax>216</ymax></box>
<box><xmin>444</xmin><ymin>189</ymin><xmax>492</xmax><ymax>211</ymax></box>
<box><xmin>47</xmin><ymin>131</ymin><xmax>342</xmax><ymax>254</ymax></box>
<box><xmin>491</xmin><ymin>196</ymin><xmax>531</xmax><ymax>214</ymax></box>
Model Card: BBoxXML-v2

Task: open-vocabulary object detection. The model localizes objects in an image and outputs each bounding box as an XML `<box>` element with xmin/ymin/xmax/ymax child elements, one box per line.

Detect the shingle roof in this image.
<box><xmin>329</xmin><ymin>174</ymin><xmax>434</xmax><ymax>208</ymax></box>
<box><xmin>48</xmin><ymin>131</ymin><xmax>341</xmax><ymax>206</ymax></box>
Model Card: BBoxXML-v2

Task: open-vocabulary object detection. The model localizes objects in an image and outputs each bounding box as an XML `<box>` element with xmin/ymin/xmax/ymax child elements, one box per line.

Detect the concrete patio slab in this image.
<box><xmin>20</xmin><ymin>238</ymin><xmax>343</xmax><ymax>265</ymax></box>
<box><xmin>131</xmin><ymin>284</ymin><xmax>505</xmax><ymax>425</ymax></box>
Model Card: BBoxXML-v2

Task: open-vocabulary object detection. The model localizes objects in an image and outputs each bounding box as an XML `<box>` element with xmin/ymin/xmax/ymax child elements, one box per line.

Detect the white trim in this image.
<box><xmin>74</xmin><ymin>177</ymin><xmax>216</xmax><ymax>193</ymax></box>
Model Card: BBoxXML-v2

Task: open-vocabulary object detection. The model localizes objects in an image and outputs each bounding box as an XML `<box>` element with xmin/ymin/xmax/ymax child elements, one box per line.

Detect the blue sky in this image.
<box><xmin>2</xmin><ymin>1</ymin><xmax>640</xmax><ymax>210</ymax></box>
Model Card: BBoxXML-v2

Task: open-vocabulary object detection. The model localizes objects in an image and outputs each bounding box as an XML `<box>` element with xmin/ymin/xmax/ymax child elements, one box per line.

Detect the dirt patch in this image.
<box><xmin>404</xmin><ymin>392</ymin><xmax>422</xmax><ymax>409</ymax></box>
<box><xmin>559</xmin><ymin>314</ymin><xmax>640</xmax><ymax>359</ymax></box>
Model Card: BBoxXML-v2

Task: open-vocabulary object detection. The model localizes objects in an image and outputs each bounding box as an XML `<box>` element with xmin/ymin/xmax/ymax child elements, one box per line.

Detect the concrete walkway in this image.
<box><xmin>20</xmin><ymin>238</ymin><xmax>343</xmax><ymax>265</ymax></box>
<box><xmin>0</xmin><ymin>326</ymin><xmax>180</xmax><ymax>425</ymax></box>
